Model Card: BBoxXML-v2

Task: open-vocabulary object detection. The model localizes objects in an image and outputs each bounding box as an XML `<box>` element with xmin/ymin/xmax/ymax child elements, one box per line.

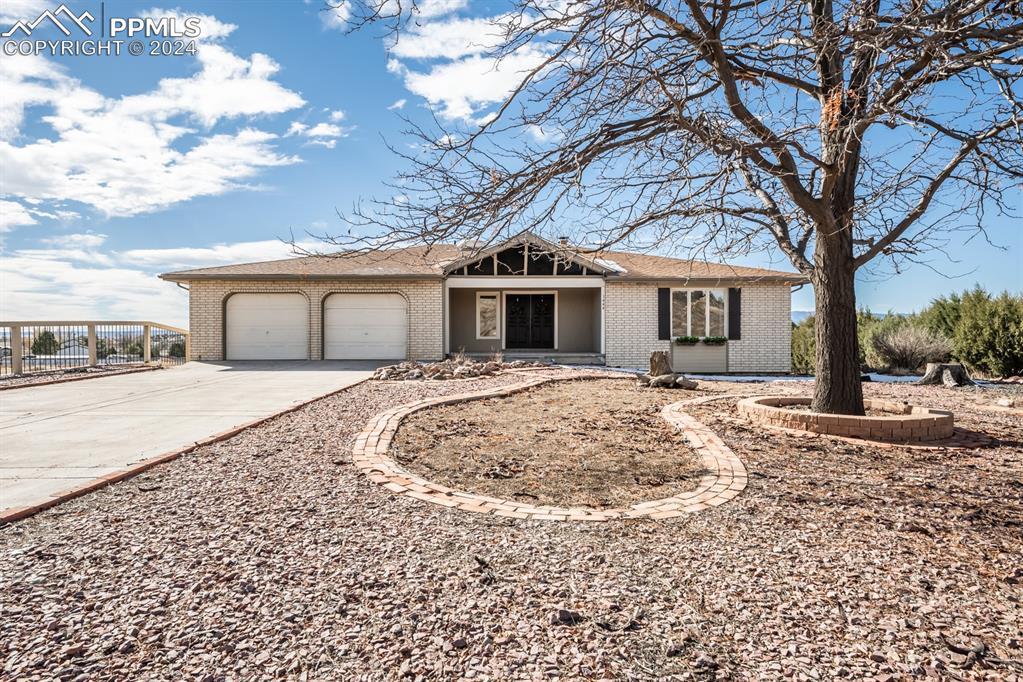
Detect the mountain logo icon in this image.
<box><xmin>2</xmin><ymin>4</ymin><xmax>95</xmax><ymax>37</ymax></box>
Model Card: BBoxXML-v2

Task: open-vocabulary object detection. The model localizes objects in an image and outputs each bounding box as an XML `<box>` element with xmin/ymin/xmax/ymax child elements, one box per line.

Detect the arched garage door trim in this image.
<box><xmin>223</xmin><ymin>291</ymin><xmax>311</xmax><ymax>360</ymax></box>
<box><xmin>321</xmin><ymin>291</ymin><xmax>409</xmax><ymax>360</ymax></box>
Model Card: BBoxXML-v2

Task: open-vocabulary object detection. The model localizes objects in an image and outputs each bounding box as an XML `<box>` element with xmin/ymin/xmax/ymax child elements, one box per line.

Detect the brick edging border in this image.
<box><xmin>0</xmin><ymin>365</ymin><xmax>162</xmax><ymax>392</ymax></box>
<box><xmin>738</xmin><ymin>395</ymin><xmax>955</xmax><ymax>442</ymax></box>
<box><xmin>351</xmin><ymin>378</ymin><xmax>748</xmax><ymax>521</ymax></box>
<box><xmin>0</xmin><ymin>376</ymin><xmax>375</xmax><ymax>526</ymax></box>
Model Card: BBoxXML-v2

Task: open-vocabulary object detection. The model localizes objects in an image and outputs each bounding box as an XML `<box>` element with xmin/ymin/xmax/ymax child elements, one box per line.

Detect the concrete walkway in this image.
<box><xmin>0</xmin><ymin>361</ymin><xmax>377</xmax><ymax>514</ymax></box>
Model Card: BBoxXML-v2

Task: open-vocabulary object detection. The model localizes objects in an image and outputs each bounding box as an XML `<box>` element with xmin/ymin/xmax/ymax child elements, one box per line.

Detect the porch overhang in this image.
<box><xmin>445</xmin><ymin>276</ymin><xmax>604</xmax><ymax>289</ymax></box>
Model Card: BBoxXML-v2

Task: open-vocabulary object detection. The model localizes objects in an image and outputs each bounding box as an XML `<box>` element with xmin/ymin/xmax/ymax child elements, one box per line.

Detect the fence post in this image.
<box><xmin>185</xmin><ymin>333</ymin><xmax>191</xmax><ymax>363</ymax></box>
<box><xmin>87</xmin><ymin>324</ymin><xmax>98</xmax><ymax>366</ymax></box>
<box><xmin>143</xmin><ymin>324</ymin><xmax>152</xmax><ymax>364</ymax></box>
<box><xmin>11</xmin><ymin>325</ymin><xmax>23</xmax><ymax>375</ymax></box>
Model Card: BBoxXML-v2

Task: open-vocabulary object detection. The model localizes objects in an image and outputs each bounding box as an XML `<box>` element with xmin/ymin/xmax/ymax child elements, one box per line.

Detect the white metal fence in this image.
<box><xmin>0</xmin><ymin>321</ymin><xmax>189</xmax><ymax>376</ymax></box>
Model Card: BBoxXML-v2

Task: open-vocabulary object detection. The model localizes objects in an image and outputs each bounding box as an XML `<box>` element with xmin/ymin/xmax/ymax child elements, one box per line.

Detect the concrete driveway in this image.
<box><xmin>0</xmin><ymin>361</ymin><xmax>377</xmax><ymax>515</ymax></box>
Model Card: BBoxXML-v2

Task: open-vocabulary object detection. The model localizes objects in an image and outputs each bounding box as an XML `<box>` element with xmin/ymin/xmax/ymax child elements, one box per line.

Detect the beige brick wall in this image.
<box><xmin>727</xmin><ymin>284</ymin><xmax>792</xmax><ymax>373</ymax></box>
<box><xmin>605</xmin><ymin>282</ymin><xmax>673</xmax><ymax>369</ymax></box>
<box><xmin>604</xmin><ymin>281</ymin><xmax>792</xmax><ymax>373</ymax></box>
<box><xmin>186</xmin><ymin>279</ymin><xmax>444</xmax><ymax>362</ymax></box>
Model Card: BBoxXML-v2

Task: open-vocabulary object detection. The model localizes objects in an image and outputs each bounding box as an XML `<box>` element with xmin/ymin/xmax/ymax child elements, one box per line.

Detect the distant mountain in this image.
<box><xmin>792</xmin><ymin>310</ymin><xmax>908</xmax><ymax>324</ymax></box>
<box><xmin>791</xmin><ymin>310</ymin><xmax>813</xmax><ymax>324</ymax></box>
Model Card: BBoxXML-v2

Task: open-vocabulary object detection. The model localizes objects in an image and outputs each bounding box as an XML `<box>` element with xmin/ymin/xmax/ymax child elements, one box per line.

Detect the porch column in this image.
<box><xmin>442</xmin><ymin>280</ymin><xmax>450</xmax><ymax>357</ymax></box>
<box><xmin>600</xmin><ymin>283</ymin><xmax>606</xmax><ymax>355</ymax></box>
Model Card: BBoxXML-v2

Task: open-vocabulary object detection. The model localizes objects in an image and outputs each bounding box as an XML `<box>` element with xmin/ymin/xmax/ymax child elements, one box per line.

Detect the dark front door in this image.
<box><xmin>505</xmin><ymin>294</ymin><xmax>555</xmax><ymax>349</ymax></box>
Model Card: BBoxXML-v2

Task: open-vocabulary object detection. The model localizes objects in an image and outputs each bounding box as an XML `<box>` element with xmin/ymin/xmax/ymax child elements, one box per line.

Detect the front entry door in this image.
<box><xmin>505</xmin><ymin>294</ymin><xmax>555</xmax><ymax>349</ymax></box>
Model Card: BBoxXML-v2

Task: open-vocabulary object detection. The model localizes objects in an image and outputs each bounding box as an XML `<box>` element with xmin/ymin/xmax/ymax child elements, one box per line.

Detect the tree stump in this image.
<box><xmin>917</xmin><ymin>363</ymin><xmax>975</xmax><ymax>387</ymax></box>
<box><xmin>649</xmin><ymin>350</ymin><xmax>672</xmax><ymax>377</ymax></box>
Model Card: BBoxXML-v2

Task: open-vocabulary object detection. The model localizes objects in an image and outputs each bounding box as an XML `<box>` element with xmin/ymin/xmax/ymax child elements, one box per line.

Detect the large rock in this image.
<box><xmin>372</xmin><ymin>357</ymin><xmax>548</xmax><ymax>381</ymax></box>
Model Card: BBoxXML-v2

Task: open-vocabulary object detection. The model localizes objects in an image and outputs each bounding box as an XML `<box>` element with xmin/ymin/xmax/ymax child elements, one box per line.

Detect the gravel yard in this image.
<box><xmin>0</xmin><ymin>365</ymin><xmax>159</xmax><ymax>390</ymax></box>
<box><xmin>392</xmin><ymin>378</ymin><xmax>702</xmax><ymax>508</ymax></box>
<box><xmin>1</xmin><ymin>370</ymin><xmax>1021</xmax><ymax>680</ymax></box>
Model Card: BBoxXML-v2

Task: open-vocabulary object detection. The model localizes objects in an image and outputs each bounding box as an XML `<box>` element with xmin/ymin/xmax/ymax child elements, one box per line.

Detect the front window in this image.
<box><xmin>476</xmin><ymin>293</ymin><xmax>499</xmax><ymax>339</ymax></box>
<box><xmin>672</xmin><ymin>289</ymin><xmax>726</xmax><ymax>337</ymax></box>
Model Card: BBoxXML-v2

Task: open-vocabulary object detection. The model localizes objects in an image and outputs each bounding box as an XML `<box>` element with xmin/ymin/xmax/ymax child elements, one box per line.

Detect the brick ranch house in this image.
<box><xmin>160</xmin><ymin>233</ymin><xmax>808</xmax><ymax>372</ymax></box>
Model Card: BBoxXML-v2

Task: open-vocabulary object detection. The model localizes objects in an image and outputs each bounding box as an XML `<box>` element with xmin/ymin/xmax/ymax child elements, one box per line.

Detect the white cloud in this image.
<box><xmin>40</xmin><ymin>232</ymin><xmax>108</xmax><ymax>249</ymax></box>
<box><xmin>320</xmin><ymin>2</ymin><xmax>351</xmax><ymax>30</ymax></box>
<box><xmin>0</xmin><ymin>26</ymin><xmax>306</xmax><ymax>221</ymax></box>
<box><xmin>305</xmin><ymin>122</ymin><xmax>345</xmax><ymax>137</ymax></box>
<box><xmin>0</xmin><ymin>200</ymin><xmax>37</xmax><ymax>232</ymax></box>
<box><xmin>0</xmin><ymin>254</ymin><xmax>188</xmax><ymax>325</ymax></box>
<box><xmin>329</xmin><ymin>109</ymin><xmax>346</xmax><ymax>121</ymax></box>
<box><xmin>526</xmin><ymin>124</ymin><xmax>561</xmax><ymax>143</ymax></box>
<box><xmin>0</xmin><ymin>0</ymin><xmax>49</xmax><ymax>25</ymax></box>
<box><xmin>120</xmin><ymin>238</ymin><xmax>319</xmax><ymax>271</ymax></box>
<box><xmin>387</xmin><ymin>98</ymin><xmax>407</xmax><ymax>110</ymax></box>
<box><xmin>402</xmin><ymin>45</ymin><xmax>549</xmax><ymax>120</ymax></box>
<box><xmin>139</xmin><ymin>8</ymin><xmax>238</xmax><ymax>42</ymax></box>
<box><xmin>0</xmin><ymin>236</ymin><xmax>326</xmax><ymax>326</ymax></box>
<box><xmin>385</xmin><ymin>12</ymin><xmax>549</xmax><ymax>121</ymax></box>
<box><xmin>386</xmin><ymin>58</ymin><xmax>406</xmax><ymax>75</ymax></box>
<box><xmin>285</xmin><ymin>118</ymin><xmax>351</xmax><ymax>146</ymax></box>
<box><xmin>413</xmin><ymin>0</ymin><xmax>468</xmax><ymax>18</ymax></box>
<box><xmin>390</xmin><ymin>16</ymin><xmax>508</xmax><ymax>60</ymax></box>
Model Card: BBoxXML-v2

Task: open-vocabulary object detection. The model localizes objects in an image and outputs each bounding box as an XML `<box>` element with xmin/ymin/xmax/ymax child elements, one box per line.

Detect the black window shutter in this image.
<box><xmin>657</xmin><ymin>288</ymin><xmax>671</xmax><ymax>340</ymax></box>
<box><xmin>728</xmin><ymin>288</ymin><xmax>742</xmax><ymax>340</ymax></box>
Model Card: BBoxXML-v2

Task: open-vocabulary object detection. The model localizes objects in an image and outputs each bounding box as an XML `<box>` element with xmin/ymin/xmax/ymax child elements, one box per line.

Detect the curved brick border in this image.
<box><xmin>738</xmin><ymin>396</ymin><xmax>954</xmax><ymax>443</ymax></box>
<box><xmin>351</xmin><ymin>377</ymin><xmax>747</xmax><ymax>521</ymax></box>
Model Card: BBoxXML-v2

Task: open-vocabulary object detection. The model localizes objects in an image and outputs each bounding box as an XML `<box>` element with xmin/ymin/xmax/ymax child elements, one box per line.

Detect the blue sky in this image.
<box><xmin>1</xmin><ymin>0</ymin><xmax>1020</xmax><ymax>327</ymax></box>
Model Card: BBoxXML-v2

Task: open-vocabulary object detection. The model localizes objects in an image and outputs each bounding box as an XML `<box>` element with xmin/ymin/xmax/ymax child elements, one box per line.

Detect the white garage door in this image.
<box><xmin>324</xmin><ymin>293</ymin><xmax>407</xmax><ymax>360</ymax></box>
<box><xmin>225</xmin><ymin>293</ymin><xmax>308</xmax><ymax>360</ymax></box>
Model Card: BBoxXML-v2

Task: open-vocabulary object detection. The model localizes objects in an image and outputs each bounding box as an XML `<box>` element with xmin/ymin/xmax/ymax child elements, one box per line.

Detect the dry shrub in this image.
<box><xmin>871</xmin><ymin>326</ymin><xmax>950</xmax><ymax>372</ymax></box>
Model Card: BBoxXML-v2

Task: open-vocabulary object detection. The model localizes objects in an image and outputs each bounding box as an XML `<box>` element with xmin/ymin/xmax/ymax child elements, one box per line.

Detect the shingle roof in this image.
<box><xmin>594</xmin><ymin>250</ymin><xmax>807</xmax><ymax>283</ymax></box>
<box><xmin>159</xmin><ymin>245</ymin><xmax>462</xmax><ymax>281</ymax></box>
<box><xmin>159</xmin><ymin>243</ymin><xmax>807</xmax><ymax>283</ymax></box>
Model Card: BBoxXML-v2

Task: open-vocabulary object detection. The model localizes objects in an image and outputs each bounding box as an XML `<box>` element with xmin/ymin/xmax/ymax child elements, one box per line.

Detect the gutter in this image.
<box><xmin>159</xmin><ymin>273</ymin><xmax>447</xmax><ymax>283</ymax></box>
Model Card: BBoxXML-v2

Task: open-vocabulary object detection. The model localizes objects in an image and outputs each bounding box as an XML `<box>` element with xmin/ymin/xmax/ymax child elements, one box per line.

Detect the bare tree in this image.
<box><xmin>324</xmin><ymin>0</ymin><xmax>1022</xmax><ymax>414</ymax></box>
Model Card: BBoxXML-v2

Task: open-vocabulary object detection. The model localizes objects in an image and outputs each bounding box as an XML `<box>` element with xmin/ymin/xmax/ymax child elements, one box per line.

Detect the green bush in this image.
<box><xmin>792</xmin><ymin>287</ymin><xmax>1023</xmax><ymax>377</ymax></box>
<box><xmin>30</xmin><ymin>331</ymin><xmax>59</xmax><ymax>355</ymax></box>
<box><xmin>857</xmin><ymin>310</ymin><xmax>911</xmax><ymax>370</ymax></box>
<box><xmin>168</xmin><ymin>342</ymin><xmax>186</xmax><ymax>358</ymax></box>
<box><xmin>791</xmin><ymin>317</ymin><xmax>815</xmax><ymax>374</ymax></box>
<box><xmin>674</xmin><ymin>335</ymin><xmax>699</xmax><ymax>345</ymax></box>
<box><xmin>946</xmin><ymin>288</ymin><xmax>1023</xmax><ymax>377</ymax></box>
<box><xmin>701</xmin><ymin>336</ymin><xmax>728</xmax><ymax>345</ymax></box>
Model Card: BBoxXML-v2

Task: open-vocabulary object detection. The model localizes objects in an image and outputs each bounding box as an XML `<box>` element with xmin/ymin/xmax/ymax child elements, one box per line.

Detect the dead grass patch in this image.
<box><xmin>391</xmin><ymin>378</ymin><xmax>705</xmax><ymax>508</ymax></box>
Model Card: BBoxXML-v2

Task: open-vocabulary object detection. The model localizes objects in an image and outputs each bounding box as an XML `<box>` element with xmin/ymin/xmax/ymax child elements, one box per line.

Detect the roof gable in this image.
<box><xmin>441</xmin><ymin>232</ymin><xmax>616</xmax><ymax>276</ymax></box>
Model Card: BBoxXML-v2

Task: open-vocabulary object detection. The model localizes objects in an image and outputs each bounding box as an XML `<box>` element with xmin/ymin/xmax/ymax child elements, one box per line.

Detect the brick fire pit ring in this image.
<box><xmin>737</xmin><ymin>396</ymin><xmax>954</xmax><ymax>443</ymax></box>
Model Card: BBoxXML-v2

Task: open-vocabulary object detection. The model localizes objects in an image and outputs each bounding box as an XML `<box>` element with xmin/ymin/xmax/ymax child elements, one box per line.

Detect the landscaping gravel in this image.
<box><xmin>1</xmin><ymin>371</ymin><xmax>1021</xmax><ymax>680</ymax></box>
<box><xmin>0</xmin><ymin>365</ymin><xmax>159</xmax><ymax>390</ymax></box>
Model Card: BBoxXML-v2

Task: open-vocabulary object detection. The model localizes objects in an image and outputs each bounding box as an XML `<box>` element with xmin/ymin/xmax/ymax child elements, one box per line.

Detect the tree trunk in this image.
<box><xmin>649</xmin><ymin>350</ymin><xmax>672</xmax><ymax>377</ymax></box>
<box><xmin>918</xmin><ymin>363</ymin><xmax>974</xmax><ymax>387</ymax></box>
<box><xmin>811</xmin><ymin>227</ymin><xmax>865</xmax><ymax>415</ymax></box>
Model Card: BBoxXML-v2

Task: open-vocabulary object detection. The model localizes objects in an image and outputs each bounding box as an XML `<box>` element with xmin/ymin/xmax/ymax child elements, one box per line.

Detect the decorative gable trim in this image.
<box><xmin>441</xmin><ymin>232</ymin><xmax>617</xmax><ymax>277</ymax></box>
